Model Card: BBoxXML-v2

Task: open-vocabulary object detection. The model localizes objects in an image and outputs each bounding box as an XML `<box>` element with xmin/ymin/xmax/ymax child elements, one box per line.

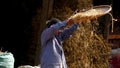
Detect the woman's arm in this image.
<box><xmin>41</xmin><ymin>21</ymin><xmax>67</xmax><ymax>45</ymax></box>
<box><xmin>59</xmin><ymin>23</ymin><xmax>80</xmax><ymax>41</ymax></box>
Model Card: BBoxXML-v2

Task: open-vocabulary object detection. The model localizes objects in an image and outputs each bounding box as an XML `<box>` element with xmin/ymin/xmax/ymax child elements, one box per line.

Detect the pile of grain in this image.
<box><xmin>63</xmin><ymin>19</ymin><xmax>111</xmax><ymax>68</ymax></box>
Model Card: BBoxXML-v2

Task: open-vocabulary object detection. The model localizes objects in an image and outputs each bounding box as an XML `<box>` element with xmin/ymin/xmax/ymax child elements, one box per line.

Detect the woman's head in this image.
<box><xmin>46</xmin><ymin>18</ymin><xmax>61</xmax><ymax>28</ymax></box>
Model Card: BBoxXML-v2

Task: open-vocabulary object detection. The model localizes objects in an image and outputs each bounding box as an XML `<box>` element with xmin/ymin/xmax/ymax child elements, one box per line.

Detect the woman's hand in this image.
<box><xmin>66</xmin><ymin>18</ymin><xmax>75</xmax><ymax>26</ymax></box>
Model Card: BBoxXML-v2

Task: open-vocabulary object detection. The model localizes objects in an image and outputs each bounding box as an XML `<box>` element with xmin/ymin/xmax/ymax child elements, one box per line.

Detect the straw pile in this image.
<box><xmin>63</xmin><ymin>17</ymin><xmax>111</xmax><ymax>68</ymax></box>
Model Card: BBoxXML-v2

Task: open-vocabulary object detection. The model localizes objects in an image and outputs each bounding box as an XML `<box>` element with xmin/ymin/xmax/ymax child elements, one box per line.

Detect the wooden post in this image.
<box><xmin>98</xmin><ymin>13</ymin><xmax>112</xmax><ymax>42</ymax></box>
<box><xmin>34</xmin><ymin>0</ymin><xmax>53</xmax><ymax>65</ymax></box>
<box><xmin>103</xmin><ymin>14</ymin><xmax>112</xmax><ymax>42</ymax></box>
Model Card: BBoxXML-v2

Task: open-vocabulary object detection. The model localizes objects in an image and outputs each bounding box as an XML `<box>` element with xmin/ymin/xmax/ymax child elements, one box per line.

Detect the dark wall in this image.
<box><xmin>1</xmin><ymin>0</ymin><xmax>42</xmax><ymax>67</ymax></box>
<box><xmin>112</xmin><ymin>0</ymin><xmax>120</xmax><ymax>18</ymax></box>
<box><xmin>93</xmin><ymin>0</ymin><xmax>112</xmax><ymax>6</ymax></box>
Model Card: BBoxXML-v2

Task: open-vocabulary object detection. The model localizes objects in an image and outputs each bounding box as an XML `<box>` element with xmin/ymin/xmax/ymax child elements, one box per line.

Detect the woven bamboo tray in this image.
<box><xmin>69</xmin><ymin>5</ymin><xmax>112</xmax><ymax>22</ymax></box>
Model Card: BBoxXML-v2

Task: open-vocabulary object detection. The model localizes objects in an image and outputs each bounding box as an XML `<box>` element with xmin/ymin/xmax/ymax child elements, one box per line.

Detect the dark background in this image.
<box><xmin>0</xmin><ymin>0</ymin><xmax>119</xmax><ymax>67</ymax></box>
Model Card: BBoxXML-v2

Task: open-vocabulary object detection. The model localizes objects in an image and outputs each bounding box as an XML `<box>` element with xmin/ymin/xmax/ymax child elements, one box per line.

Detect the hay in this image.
<box><xmin>63</xmin><ymin>19</ymin><xmax>111</xmax><ymax>68</ymax></box>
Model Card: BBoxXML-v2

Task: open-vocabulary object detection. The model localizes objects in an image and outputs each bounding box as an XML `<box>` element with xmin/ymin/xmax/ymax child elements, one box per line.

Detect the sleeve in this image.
<box><xmin>59</xmin><ymin>23</ymin><xmax>80</xmax><ymax>41</ymax></box>
<box><xmin>41</xmin><ymin>21</ymin><xmax>67</xmax><ymax>45</ymax></box>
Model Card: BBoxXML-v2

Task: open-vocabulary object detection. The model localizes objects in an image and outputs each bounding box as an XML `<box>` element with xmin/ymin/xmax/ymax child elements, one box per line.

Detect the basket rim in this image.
<box><xmin>93</xmin><ymin>5</ymin><xmax>112</xmax><ymax>14</ymax></box>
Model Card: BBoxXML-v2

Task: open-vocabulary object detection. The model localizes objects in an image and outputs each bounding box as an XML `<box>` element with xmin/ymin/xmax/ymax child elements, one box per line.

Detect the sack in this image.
<box><xmin>0</xmin><ymin>52</ymin><xmax>15</xmax><ymax>68</ymax></box>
